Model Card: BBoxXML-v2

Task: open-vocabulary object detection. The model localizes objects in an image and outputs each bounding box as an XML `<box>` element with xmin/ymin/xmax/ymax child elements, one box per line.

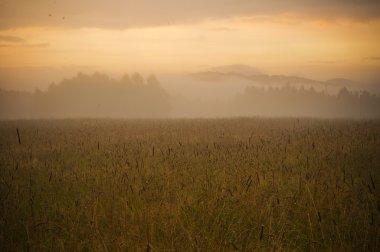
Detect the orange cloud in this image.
<box><xmin>0</xmin><ymin>0</ymin><xmax>379</xmax><ymax>29</ymax></box>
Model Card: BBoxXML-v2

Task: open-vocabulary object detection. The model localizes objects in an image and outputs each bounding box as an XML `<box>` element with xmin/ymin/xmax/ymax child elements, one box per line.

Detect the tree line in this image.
<box><xmin>1</xmin><ymin>73</ymin><xmax>379</xmax><ymax>118</ymax></box>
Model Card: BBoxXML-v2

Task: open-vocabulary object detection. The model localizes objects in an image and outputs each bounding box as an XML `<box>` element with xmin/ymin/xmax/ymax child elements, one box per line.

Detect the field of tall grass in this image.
<box><xmin>0</xmin><ymin>118</ymin><xmax>379</xmax><ymax>251</ymax></box>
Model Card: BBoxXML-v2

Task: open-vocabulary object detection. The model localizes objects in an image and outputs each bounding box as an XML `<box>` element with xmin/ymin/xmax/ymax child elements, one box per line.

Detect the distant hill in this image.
<box><xmin>191</xmin><ymin>64</ymin><xmax>358</xmax><ymax>89</ymax></box>
<box><xmin>208</xmin><ymin>64</ymin><xmax>264</xmax><ymax>76</ymax></box>
<box><xmin>326</xmin><ymin>78</ymin><xmax>356</xmax><ymax>87</ymax></box>
<box><xmin>191</xmin><ymin>71</ymin><xmax>326</xmax><ymax>86</ymax></box>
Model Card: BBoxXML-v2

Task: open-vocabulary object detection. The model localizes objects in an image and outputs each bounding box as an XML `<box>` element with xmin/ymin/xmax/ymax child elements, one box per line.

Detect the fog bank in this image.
<box><xmin>1</xmin><ymin>72</ymin><xmax>379</xmax><ymax>119</ymax></box>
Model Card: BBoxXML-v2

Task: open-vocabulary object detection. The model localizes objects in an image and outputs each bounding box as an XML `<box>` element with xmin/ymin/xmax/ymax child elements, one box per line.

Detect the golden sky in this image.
<box><xmin>0</xmin><ymin>0</ymin><xmax>380</xmax><ymax>90</ymax></box>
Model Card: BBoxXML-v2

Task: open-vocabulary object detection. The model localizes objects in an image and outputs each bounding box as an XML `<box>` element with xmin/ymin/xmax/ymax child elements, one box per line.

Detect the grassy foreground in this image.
<box><xmin>0</xmin><ymin>118</ymin><xmax>379</xmax><ymax>251</ymax></box>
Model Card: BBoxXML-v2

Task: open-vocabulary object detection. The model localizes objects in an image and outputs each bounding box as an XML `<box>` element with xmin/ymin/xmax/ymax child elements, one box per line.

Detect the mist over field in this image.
<box><xmin>1</xmin><ymin>70</ymin><xmax>380</xmax><ymax>119</ymax></box>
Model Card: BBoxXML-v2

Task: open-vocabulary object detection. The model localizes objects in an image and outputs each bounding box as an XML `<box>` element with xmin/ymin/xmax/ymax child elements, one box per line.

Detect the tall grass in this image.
<box><xmin>0</xmin><ymin>118</ymin><xmax>379</xmax><ymax>251</ymax></box>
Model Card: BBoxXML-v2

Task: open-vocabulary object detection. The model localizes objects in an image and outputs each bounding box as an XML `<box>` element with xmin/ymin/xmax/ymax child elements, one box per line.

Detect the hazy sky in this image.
<box><xmin>0</xmin><ymin>0</ymin><xmax>380</xmax><ymax>90</ymax></box>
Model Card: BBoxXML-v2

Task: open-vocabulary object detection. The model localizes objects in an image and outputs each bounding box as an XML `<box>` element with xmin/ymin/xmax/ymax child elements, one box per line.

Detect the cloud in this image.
<box><xmin>0</xmin><ymin>0</ymin><xmax>379</xmax><ymax>29</ymax></box>
<box><xmin>209</xmin><ymin>27</ymin><xmax>237</xmax><ymax>32</ymax></box>
<box><xmin>24</xmin><ymin>42</ymin><xmax>49</xmax><ymax>48</ymax></box>
<box><xmin>364</xmin><ymin>56</ymin><xmax>380</xmax><ymax>61</ymax></box>
<box><xmin>308</xmin><ymin>60</ymin><xmax>337</xmax><ymax>64</ymax></box>
<box><xmin>0</xmin><ymin>35</ymin><xmax>26</xmax><ymax>43</ymax></box>
<box><xmin>0</xmin><ymin>42</ymin><xmax>49</xmax><ymax>48</ymax></box>
<box><xmin>0</xmin><ymin>34</ymin><xmax>48</xmax><ymax>48</ymax></box>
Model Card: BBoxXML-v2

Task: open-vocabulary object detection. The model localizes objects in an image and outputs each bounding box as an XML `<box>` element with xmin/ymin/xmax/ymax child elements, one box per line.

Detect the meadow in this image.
<box><xmin>0</xmin><ymin>118</ymin><xmax>379</xmax><ymax>251</ymax></box>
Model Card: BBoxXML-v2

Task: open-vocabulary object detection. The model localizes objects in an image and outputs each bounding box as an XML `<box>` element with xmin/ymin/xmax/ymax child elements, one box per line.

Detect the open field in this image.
<box><xmin>0</xmin><ymin>118</ymin><xmax>379</xmax><ymax>251</ymax></box>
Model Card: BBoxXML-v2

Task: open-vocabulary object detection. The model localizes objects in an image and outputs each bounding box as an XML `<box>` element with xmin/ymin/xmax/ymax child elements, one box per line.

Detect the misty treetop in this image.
<box><xmin>0</xmin><ymin>72</ymin><xmax>170</xmax><ymax>119</ymax></box>
<box><xmin>235</xmin><ymin>85</ymin><xmax>380</xmax><ymax>118</ymax></box>
<box><xmin>0</xmin><ymin>73</ymin><xmax>380</xmax><ymax>119</ymax></box>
